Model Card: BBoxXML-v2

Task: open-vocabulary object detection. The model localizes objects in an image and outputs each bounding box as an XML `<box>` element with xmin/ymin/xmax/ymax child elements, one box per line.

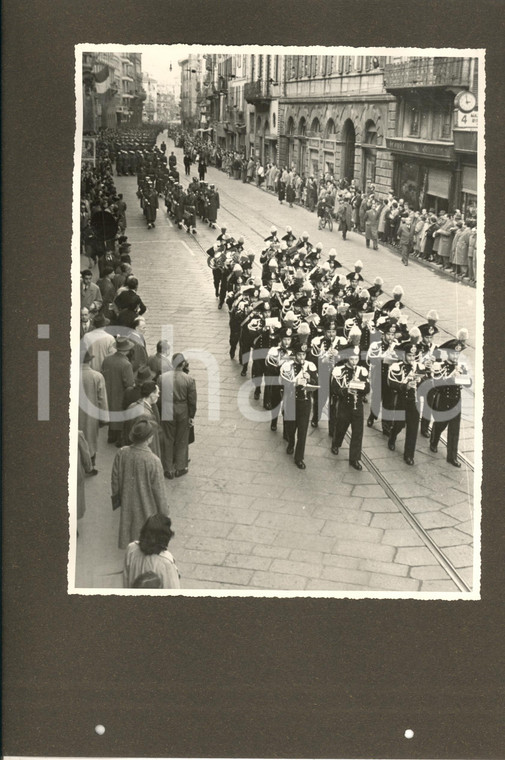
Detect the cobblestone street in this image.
<box><xmin>75</xmin><ymin>134</ymin><xmax>477</xmax><ymax>594</ymax></box>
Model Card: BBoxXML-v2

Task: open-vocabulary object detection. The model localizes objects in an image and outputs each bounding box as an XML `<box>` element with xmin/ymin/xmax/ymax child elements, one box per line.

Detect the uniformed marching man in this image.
<box><xmin>264</xmin><ymin>326</ymin><xmax>293</xmax><ymax>430</ymax></box>
<box><xmin>387</xmin><ymin>342</ymin><xmax>431</xmax><ymax>465</ymax></box>
<box><xmin>280</xmin><ymin>336</ymin><xmax>318</xmax><ymax>469</ymax></box>
<box><xmin>330</xmin><ymin>345</ymin><xmax>370</xmax><ymax>470</ymax></box>
<box><xmin>418</xmin><ymin>310</ymin><xmax>441</xmax><ymax>437</ymax></box>
<box><xmin>428</xmin><ymin>329</ymin><xmax>470</xmax><ymax>467</ymax></box>
<box><xmin>381</xmin><ymin>284</ymin><xmax>405</xmax><ymax>314</ymax></box>
<box><xmin>310</xmin><ymin>316</ymin><xmax>346</xmax><ymax>430</ymax></box>
<box><xmin>346</xmin><ymin>260</ymin><xmax>365</xmax><ymax>288</ymax></box>
<box><xmin>251</xmin><ymin>300</ymin><xmax>278</xmax><ymax>402</ymax></box>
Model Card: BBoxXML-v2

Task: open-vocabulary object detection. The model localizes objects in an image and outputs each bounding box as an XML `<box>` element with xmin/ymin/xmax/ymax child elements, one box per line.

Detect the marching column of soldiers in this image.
<box><xmin>119</xmin><ymin>137</ymin><xmax>221</xmax><ymax>236</ymax></box>
<box><xmin>205</xmin><ymin>225</ymin><xmax>471</xmax><ymax>472</ymax></box>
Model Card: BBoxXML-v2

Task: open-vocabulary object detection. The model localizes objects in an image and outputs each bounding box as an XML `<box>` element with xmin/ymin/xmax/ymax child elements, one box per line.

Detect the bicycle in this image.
<box><xmin>318</xmin><ymin>207</ymin><xmax>333</xmax><ymax>232</ymax></box>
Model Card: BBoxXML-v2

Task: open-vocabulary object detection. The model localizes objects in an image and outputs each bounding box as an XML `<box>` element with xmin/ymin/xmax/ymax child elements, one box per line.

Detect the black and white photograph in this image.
<box><xmin>71</xmin><ymin>45</ymin><xmax>483</xmax><ymax>596</ymax></box>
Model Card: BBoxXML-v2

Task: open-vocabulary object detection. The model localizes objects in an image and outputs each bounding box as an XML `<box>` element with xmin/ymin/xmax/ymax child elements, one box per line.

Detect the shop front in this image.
<box><xmin>386</xmin><ymin>137</ymin><xmax>456</xmax><ymax>212</ymax></box>
<box><xmin>454</xmin><ymin>128</ymin><xmax>477</xmax><ymax>219</ymax></box>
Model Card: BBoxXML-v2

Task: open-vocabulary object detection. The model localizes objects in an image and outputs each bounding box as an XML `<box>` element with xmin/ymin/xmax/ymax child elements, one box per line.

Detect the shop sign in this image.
<box><xmin>454</xmin><ymin>110</ymin><xmax>478</xmax><ymax>129</ymax></box>
<box><xmin>386</xmin><ymin>137</ymin><xmax>454</xmax><ymax>160</ymax></box>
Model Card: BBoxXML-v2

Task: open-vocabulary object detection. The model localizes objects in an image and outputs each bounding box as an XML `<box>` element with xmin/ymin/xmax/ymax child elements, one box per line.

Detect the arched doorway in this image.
<box><xmin>309</xmin><ymin>117</ymin><xmax>321</xmax><ymax>176</ymax></box>
<box><xmin>256</xmin><ymin>116</ymin><xmax>263</xmax><ymax>165</ymax></box>
<box><xmin>286</xmin><ymin>116</ymin><xmax>295</xmax><ymax>169</ymax></box>
<box><xmin>297</xmin><ymin>117</ymin><xmax>307</xmax><ymax>175</ymax></box>
<box><xmin>362</xmin><ymin>119</ymin><xmax>378</xmax><ymax>192</ymax></box>
<box><xmin>341</xmin><ymin>119</ymin><xmax>356</xmax><ymax>181</ymax></box>
<box><xmin>264</xmin><ymin>120</ymin><xmax>271</xmax><ymax>164</ymax></box>
<box><xmin>324</xmin><ymin>118</ymin><xmax>337</xmax><ymax>178</ymax></box>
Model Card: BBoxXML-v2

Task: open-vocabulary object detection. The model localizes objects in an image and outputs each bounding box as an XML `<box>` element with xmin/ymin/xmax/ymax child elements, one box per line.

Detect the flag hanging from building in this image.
<box><xmin>94</xmin><ymin>65</ymin><xmax>110</xmax><ymax>95</ymax></box>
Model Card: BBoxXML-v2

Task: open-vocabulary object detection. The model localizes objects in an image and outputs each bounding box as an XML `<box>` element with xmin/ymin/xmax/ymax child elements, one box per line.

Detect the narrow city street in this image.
<box><xmin>75</xmin><ymin>133</ymin><xmax>477</xmax><ymax>594</ymax></box>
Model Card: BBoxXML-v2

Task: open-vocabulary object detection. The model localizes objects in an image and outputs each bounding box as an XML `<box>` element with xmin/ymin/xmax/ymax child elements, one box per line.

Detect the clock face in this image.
<box><xmin>458</xmin><ymin>91</ymin><xmax>476</xmax><ymax>112</ymax></box>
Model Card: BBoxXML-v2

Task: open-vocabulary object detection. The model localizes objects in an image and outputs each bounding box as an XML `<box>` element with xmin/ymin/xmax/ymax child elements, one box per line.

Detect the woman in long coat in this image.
<box><xmin>111</xmin><ymin>418</ymin><xmax>169</xmax><ymax>550</ymax></box>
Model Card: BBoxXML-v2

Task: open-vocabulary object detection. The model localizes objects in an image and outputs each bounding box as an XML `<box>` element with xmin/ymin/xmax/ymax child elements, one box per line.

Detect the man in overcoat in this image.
<box><xmin>102</xmin><ymin>336</ymin><xmax>135</xmax><ymax>444</ymax></box>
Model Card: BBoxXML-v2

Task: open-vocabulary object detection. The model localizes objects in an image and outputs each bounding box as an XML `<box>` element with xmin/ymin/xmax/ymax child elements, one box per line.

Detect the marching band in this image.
<box><xmin>205</xmin><ymin>224</ymin><xmax>470</xmax><ymax>471</ymax></box>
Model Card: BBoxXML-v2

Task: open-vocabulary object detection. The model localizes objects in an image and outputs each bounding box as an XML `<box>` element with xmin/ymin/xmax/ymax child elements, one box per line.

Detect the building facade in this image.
<box><xmin>175</xmin><ymin>52</ymin><xmax>479</xmax><ymax>212</ymax></box>
<box><xmin>383</xmin><ymin>56</ymin><xmax>479</xmax><ymax>214</ymax></box>
<box><xmin>179</xmin><ymin>54</ymin><xmax>205</xmax><ymax>131</ymax></box>
<box><xmin>244</xmin><ymin>53</ymin><xmax>282</xmax><ymax>165</ymax></box>
<box><xmin>275</xmin><ymin>55</ymin><xmax>396</xmax><ymax>197</ymax></box>
<box><xmin>142</xmin><ymin>72</ymin><xmax>158</xmax><ymax>122</ymax></box>
<box><xmin>82</xmin><ymin>51</ymin><xmax>145</xmax><ymax>131</ymax></box>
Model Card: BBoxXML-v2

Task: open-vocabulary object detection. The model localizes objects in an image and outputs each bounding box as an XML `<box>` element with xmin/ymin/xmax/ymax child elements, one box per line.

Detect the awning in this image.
<box><xmin>427</xmin><ymin>167</ymin><xmax>451</xmax><ymax>199</ymax></box>
<box><xmin>462</xmin><ymin>165</ymin><xmax>477</xmax><ymax>194</ymax></box>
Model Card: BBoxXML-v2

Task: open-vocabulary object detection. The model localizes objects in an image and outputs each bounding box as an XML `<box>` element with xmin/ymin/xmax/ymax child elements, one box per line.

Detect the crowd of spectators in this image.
<box><xmin>172</xmin><ymin>128</ymin><xmax>477</xmax><ymax>285</ymax></box>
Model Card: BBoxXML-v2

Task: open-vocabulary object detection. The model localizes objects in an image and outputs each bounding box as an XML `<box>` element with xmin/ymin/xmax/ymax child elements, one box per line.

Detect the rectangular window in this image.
<box><xmin>356</xmin><ymin>56</ymin><xmax>363</xmax><ymax>72</ymax></box>
<box><xmin>409</xmin><ymin>104</ymin><xmax>420</xmax><ymax>136</ymax></box>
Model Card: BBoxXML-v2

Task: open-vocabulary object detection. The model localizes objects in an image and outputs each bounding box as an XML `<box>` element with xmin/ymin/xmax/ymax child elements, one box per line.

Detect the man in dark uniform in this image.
<box><xmin>330</xmin><ymin>345</ymin><xmax>370</xmax><ymax>470</ymax></box>
<box><xmin>418</xmin><ymin>310</ymin><xmax>440</xmax><ymax>437</ymax></box>
<box><xmin>309</xmin><ymin>317</ymin><xmax>342</xmax><ymax>430</ymax></box>
<box><xmin>387</xmin><ymin>342</ymin><xmax>431</xmax><ymax>465</ymax></box>
<box><xmin>251</xmin><ymin>301</ymin><xmax>278</xmax><ymax>402</ymax></box>
<box><xmin>265</xmin><ymin>327</ymin><xmax>293</xmax><ymax>430</ymax></box>
<box><xmin>428</xmin><ymin>330</ymin><xmax>470</xmax><ymax>467</ymax></box>
<box><xmin>280</xmin><ymin>336</ymin><xmax>318</xmax><ymax>469</ymax></box>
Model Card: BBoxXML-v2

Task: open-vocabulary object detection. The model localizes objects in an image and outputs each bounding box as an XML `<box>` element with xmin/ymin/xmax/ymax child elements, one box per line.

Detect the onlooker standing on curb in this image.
<box><xmin>79</xmin><ymin>349</ymin><xmax>109</xmax><ymax>474</ymax></box>
<box><xmin>158</xmin><ymin>353</ymin><xmax>197</xmax><ymax>479</ymax></box>
<box><xmin>112</xmin><ymin>418</ymin><xmax>169</xmax><ymax>550</ymax></box>
<box><xmin>102</xmin><ymin>336</ymin><xmax>135</xmax><ymax>445</ymax></box>
<box><xmin>364</xmin><ymin>202</ymin><xmax>379</xmax><ymax>250</ymax></box>
<box><xmin>123</xmin><ymin>514</ymin><xmax>181</xmax><ymax>589</ymax></box>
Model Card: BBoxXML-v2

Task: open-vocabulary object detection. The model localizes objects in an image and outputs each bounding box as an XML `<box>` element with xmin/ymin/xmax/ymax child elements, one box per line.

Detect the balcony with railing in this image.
<box><xmin>244</xmin><ymin>80</ymin><xmax>273</xmax><ymax>104</ymax></box>
<box><xmin>384</xmin><ymin>57</ymin><xmax>472</xmax><ymax>91</ymax></box>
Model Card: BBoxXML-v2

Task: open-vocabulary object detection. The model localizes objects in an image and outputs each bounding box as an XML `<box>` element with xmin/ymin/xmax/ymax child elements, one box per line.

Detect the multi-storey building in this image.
<box><xmin>244</xmin><ymin>53</ymin><xmax>282</xmax><ymax>164</ymax></box>
<box><xmin>383</xmin><ymin>56</ymin><xmax>479</xmax><ymax>214</ymax></box>
<box><xmin>176</xmin><ymin>51</ymin><xmax>479</xmax><ymax>213</ymax></box>
<box><xmin>82</xmin><ymin>51</ymin><xmax>145</xmax><ymax>131</ymax></box>
<box><xmin>201</xmin><ymin>54</ymin><xmax>247</xmax><ymax>152</ymax></box>
<box><xmin>276</xmin><ymin>54</ymin><xmax>395</xmax><ymax>196</ymax></box>
<box><xmin>126</xmin><ymin>53</ymin><xmax>145</xmax><ymax>128</ymax></box>
<box><xmin>142</xmin><ymin>72</ymin><xmax>158</xmax><ymax>122</ymax></box>
<box><xmin>179</xmin><ymin>54</ymin><xmax>205</xmax><ymax>131</ymax></box>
